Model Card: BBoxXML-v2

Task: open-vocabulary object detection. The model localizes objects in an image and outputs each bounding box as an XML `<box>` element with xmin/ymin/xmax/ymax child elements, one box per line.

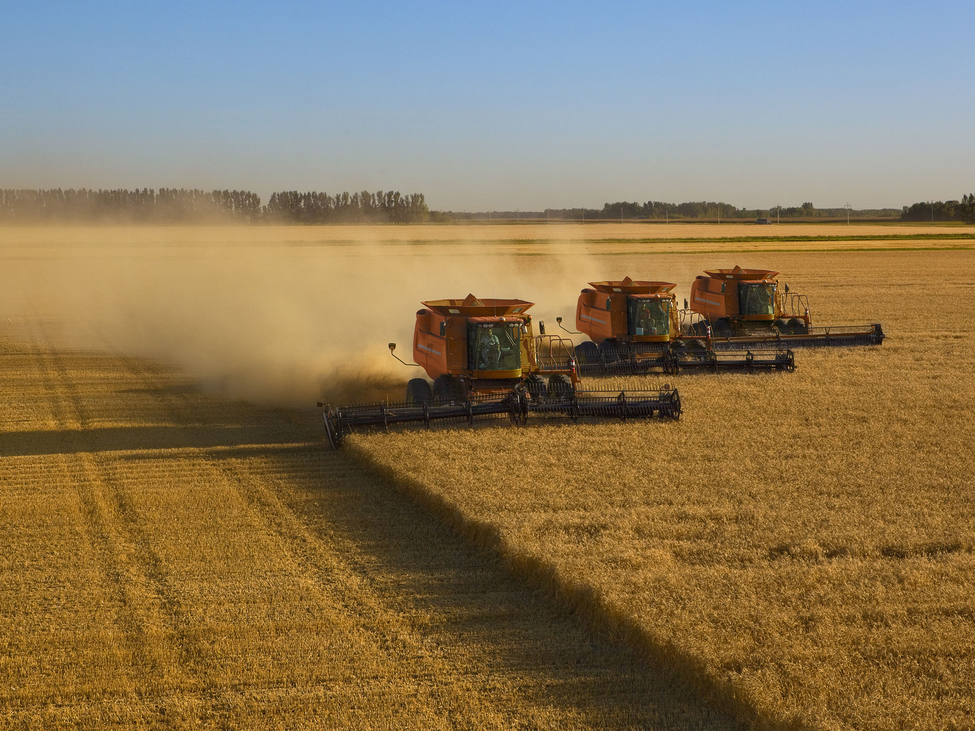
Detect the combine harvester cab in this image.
<box><xmin>570</xmin><ymin>277</ymin><xmax>795</xmax><ymax>374</ymax></box>
<box><xmin>320</xmin><ymin>293</ymin><xmax>681</xmax><ymax>449</ymax></box>
<box><xmin>687</xmin><ymin>266</ymin><xmax>885</xmax><ymax>348</ymax></box>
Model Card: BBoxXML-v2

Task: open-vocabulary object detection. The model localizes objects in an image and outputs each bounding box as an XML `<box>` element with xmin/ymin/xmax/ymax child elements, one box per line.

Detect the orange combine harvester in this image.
<box><xmin>687</xmin><ymin>266</ymin><xmax>885</xmax><ymax>347</ymax></box>
<box><xmin>320</xmin><ymin>294</ymin><xmax>681</xmax><ymax>448</ymax></box>
<box><xmin>567</xmin><ymin>277</ymin><xmax>796</xmax><ymax>374</ymax></box>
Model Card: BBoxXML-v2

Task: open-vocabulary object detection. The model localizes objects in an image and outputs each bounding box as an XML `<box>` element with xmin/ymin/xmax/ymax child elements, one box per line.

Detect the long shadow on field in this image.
<box><xmin>0</xmin><ymin>425</ymin><xmax>289</xmax><ymax>457</ymax></box>
<box><xmin>231</xmin><ymin>410</ymin><xmax>747</xmax><ymax>730</ymax></box>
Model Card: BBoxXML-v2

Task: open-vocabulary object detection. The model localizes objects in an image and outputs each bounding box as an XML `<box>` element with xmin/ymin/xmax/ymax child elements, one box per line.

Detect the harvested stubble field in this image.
<box><xmin>2</xmin><ymin>223</ymin><xmax>974</xmax><ymax>729</ymax></box>
<box><xmin>352</xmin><ymin>245</ymin><xmax>975</xmax><ymax>729</ymax></box>
<box><xmin>0</xmin><ymin>317</ymin><xmax>737</xmax><ymax>728</ymax></box>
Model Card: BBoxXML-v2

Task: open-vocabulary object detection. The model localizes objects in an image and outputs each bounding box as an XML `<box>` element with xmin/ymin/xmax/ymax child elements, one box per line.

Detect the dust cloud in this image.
<box><xmin>0</xmin><ymin>228</ymin><xmax>659</xmax><ymax>408</ymax></box>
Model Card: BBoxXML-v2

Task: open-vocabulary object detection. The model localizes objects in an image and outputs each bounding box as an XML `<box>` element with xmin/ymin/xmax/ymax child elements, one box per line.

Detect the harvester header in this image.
<box><xmin>688</xmin><ymin>265</ymin><xmax>885</xmax><ymax>346</ymax></box>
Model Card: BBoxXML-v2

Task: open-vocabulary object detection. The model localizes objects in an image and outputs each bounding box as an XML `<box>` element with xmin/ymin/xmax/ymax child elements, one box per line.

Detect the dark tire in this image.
<box><xmin>669</xmin><ymin>340</ymin><xmax>687</xmax><ymax>358</ymax></box>
<box><xmin>788</xmin><ymin>318</ymin><xmax>807</xmax><ymax>335</ymax></box>
<box><xmin>689</xmin><ymin>321</ymin><xmax>709</xmax><ymax>336</ymax></box>
<box><xmin>686</xmin><ymin>338</ymin><xmax>708</xmax><ymax>357</ymax></box>
<box><xmin>598</xmin><ymin>339</ymin><xmax>620</xmax><ymax>363</ymax></box>
<box><xmin>406</xmin><ymin>378</ymin><xmax>432</xmax><ymax>405</ymax></box>
<box><xmin>525</xmin><ymin>374</ymin><xmax>545</xmax><ymax>400</ymax></box>
<box><xmin>547</xmin><ymin>374</ymin><xmax>572</xmax><ymax>400</ymax></box>
<box><xmin>712</xmin><ymin>318</ymin><xmax>732</xmax><ymax>335</ymax></box>
<box><xmin>575</xmin><ymin>341</ymin><xmax>598</xmax><ymax>364</ymax></box>
<box><xmin>433</xmin><ymin>375</ymin><xmax>464</xmax><ymax>404</ymax></box>
<box><xmin>774</xmin><ymin>319</ymin><xmax>788</xmax><ymax>333</ymax></box>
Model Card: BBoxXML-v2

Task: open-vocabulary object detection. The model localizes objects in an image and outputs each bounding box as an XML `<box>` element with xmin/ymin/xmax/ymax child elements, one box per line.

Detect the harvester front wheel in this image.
<box><xmin>685</xmin><ymin>339</ymin><xmax>709</xmax><ymax>358</ymax></box>
<box><xmin>598</xmin><ymin>339</ymin><xmax>620</xmax><ymax>364</ymax></box>
<box><xmin>575</xmin><ymin>341</ymin><xmax>598</xmax><ymax>364</ymax></box>
<box><xmin>547</xmin><ymin>374</ymin><xmax>572</xmax><ymax>400</ymax></box>
<box><xmin>712</xmin><ymin>318</ymin><xmax>733</xmax><ymax>335</ymax></box>
<box><xmin>525</xmin><ymin>374</ymin><xmax>545</xmax><ymax>400</ymax></box>
<box><xmin>406</xmin><ymin>378</ymin><xmax>433</xmax><ymax>406</ymax></box>
<box><xmin>433</xmin><ymin>375</ymin><xmax>465</xmax><ymax>404</ymax></box>
<box><xmin>788</xmin><ymin>318</ymin><xmax>808</xmax><ymax>335</ymax></box>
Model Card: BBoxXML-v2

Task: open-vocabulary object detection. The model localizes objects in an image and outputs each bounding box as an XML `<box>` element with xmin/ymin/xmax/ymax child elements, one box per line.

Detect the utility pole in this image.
<box><xmin>845</xmin><ymin>203</ymin><xmax>851</xmax><ymax>225</ymax></box>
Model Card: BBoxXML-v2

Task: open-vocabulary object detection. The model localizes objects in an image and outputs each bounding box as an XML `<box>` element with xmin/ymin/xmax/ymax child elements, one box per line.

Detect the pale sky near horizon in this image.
<box><xmin>2</xmin><ymin>0</ymin><xmax>973</xmax><ymax>212</ymax></box>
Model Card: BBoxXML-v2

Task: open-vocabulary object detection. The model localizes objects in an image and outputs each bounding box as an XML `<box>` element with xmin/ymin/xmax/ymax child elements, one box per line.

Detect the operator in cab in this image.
<box><xmin>479</xmin><ymin>327</ymin><xmax>502</xmax><ymax>369</ymax></box>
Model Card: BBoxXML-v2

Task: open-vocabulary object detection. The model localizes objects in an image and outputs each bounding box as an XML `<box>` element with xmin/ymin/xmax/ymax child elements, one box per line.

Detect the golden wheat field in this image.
<box><xmin>2</xmin><ymin>223</ymin><xmax>974</xmax><ymax>729</ymax></box>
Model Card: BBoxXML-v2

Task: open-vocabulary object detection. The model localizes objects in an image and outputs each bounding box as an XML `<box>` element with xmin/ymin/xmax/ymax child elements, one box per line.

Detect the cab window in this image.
<box><xmin>739</xmin><ymin>283</ymin><xmax>775</xmax><ymax>316</ymax></box>
<box><xmin>627</xmin><ymin>299</ymin><xmax>671</xmax><ymax>336</ymax></box>
<box><xmin>469</xmin><ymin>322</ymin><xmax>521</xmax><ymax>371</ymax></box>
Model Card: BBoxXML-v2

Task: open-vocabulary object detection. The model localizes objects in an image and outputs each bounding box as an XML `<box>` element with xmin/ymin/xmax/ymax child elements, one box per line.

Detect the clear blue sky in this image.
<box><xmin>2</xmin><ymin>0</ymin><xmax>973</xmax><ymax>211</ymax></box>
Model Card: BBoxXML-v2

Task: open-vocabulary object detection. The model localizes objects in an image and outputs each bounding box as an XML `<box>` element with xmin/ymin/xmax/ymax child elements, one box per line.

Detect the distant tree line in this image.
<box><xmin>263</xmin><ymin>190</ymin><xmax>428</xmax><ymax>223</ymax></box>
<box><xmin>900</xmin><ymin>194</ymin><xmax>975</xmax><ymax>223</ymax></box>
<box><xmin>437</xmin><ymin>200</ymin><xmax>902</xmax><ymax>221</ymax></box>
<box><xmin>0</xmin><ymin>188</ymin><xmax>429</xmax><ymax>224</ymax></box>
<box><xmin>0</xmin><ymin>188</ymin><xmax>262</xmax><ymax>223</ymax></box>
<box><xmin>565</xmin><ymin>200</ymin><xmax>902</xmax><ymax>220</ymax></box>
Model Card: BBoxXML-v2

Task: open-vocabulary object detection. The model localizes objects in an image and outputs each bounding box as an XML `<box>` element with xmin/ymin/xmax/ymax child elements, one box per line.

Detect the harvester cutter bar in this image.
<box><xmin>322</xmin><ymin>396</ymin><xmax>525</xmax><ymax>448</ymax></box>
<box><xmin>540</xmin><ymin>388</ymin><xmax>682</xmax><ymax>420</ymax></box>
<box><xmin>710</xmin><ymin>323</ymin><xmax>885</xmax><ymax>349</ymax></box>
<box><xmin>576</xmin><ymin>347</ymin><xmax>795</xmax><ymax>376</ymax></box>
<box><xmin>322</xmin><ymin>386</ymin><xmax>680</xmax><ymax>448</ymax></box>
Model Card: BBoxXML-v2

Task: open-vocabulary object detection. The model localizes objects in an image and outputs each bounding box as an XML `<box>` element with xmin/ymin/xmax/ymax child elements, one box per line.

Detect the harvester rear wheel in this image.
<box><xmin>406</xmin><ymin>378</ymin><xmax>433</xmax><ymax>405</ymax></box>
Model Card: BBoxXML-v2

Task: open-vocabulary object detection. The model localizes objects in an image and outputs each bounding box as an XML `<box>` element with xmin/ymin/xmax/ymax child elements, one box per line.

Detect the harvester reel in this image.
<box><xmin>320</xmin><ymin>382</ymin><xmax>682</xmax><ymax>449</ymax></box>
